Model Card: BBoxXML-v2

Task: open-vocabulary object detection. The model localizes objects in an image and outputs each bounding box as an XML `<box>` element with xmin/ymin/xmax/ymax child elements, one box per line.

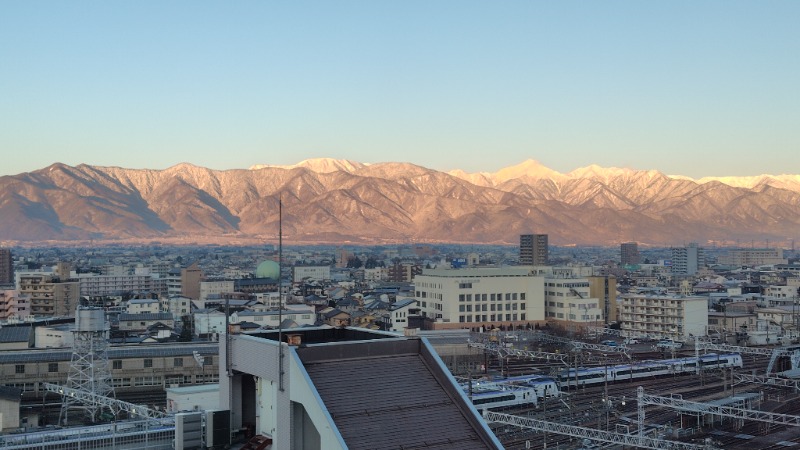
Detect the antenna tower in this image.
<box><xmin>60</xmin><ymin>306</ymin><xmax>115</xmax><ymax>424</ymax></box>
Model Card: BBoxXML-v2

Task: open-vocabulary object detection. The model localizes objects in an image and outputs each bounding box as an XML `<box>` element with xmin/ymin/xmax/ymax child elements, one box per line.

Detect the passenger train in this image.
<box><xmin>557</xmin><ymin>353</ymin><xmax>743</xmax><ymax>389</ymax></box>
<box><xmin>463</xmin><ymin>382</ymin><xmax>540</xmax><ymax>409</ymax></box>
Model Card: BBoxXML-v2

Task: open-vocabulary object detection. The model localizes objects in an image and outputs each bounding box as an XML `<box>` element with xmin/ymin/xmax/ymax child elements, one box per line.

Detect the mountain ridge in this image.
<box><xmin>1</xmin><ymin>159</ymin><xmax>798</xmax><ymax>246</ymax></box>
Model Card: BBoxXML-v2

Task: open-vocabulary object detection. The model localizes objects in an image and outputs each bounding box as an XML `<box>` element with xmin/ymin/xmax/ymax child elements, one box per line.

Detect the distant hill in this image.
<box><xmin>1</xmin><ymin>159</ymin><xmax>799</xmax><ymax>246</ymax></box>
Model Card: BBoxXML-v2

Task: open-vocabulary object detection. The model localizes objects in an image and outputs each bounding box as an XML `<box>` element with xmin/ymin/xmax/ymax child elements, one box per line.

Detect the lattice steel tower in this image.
<box><xmin>60</xmin><ymin>306</ymin><xmax>116</xmax><ymax>424</ymax></box>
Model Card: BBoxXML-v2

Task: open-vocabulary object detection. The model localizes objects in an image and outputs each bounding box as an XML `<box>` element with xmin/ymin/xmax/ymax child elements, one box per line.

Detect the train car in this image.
<box><xmin>496</xmin><ymin>374</ymin><xmax>561</xmax><ymax>398</ymax></box>
<box><xmin>467</xmin><ymin>384</ymin><xmax>539</xmax><ymax>409</ymax></box>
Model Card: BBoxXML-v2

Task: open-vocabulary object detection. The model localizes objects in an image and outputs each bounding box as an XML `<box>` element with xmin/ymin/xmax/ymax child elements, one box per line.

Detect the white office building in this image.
<box><xmin>544</xmin><ymin>277</ymin><xmax>603</xmax><ymax>324</ymax></box>
<box><xmin>412</xmin><ymin>267</ymin><xmax>545</xmax><ymax>329</ymax></box>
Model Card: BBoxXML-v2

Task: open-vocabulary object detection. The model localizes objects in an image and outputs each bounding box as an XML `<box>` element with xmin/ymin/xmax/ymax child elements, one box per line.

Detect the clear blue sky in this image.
<box><xmin>1</xmin><ymin>1</ymin><xmax>798</xmax><ymax>178</ymax></box>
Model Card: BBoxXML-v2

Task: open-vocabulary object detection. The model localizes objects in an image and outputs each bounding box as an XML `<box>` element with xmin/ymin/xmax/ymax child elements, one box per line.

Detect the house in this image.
<box><xmin>125</xmin><ymin>298</ymin><xmax>161</xmax><ymax>315</ymax></box>
<box><xmin>321</xmin><ymin>308</ymin><xmax>351</xmax><ymax>327</ymax></box>
<box><xmin>118</xmin><ymin>312</ymin><xmax>175</xmax><ymax>334</ymax></box>
<box><xmin>0</xmin><ymin>327</ymin><xmax>34</xmax><ymax>350</ymax></box>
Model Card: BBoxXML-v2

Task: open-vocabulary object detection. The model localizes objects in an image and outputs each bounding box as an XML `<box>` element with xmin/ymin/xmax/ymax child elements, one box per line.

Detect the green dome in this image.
<box><xmin>255</xmin><ymin>260</ymin><xmax>280</xmax><ymax>279</ymax></box>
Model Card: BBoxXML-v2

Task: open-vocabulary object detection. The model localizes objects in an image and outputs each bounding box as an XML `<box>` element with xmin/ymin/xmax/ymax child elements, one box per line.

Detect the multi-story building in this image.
<box><xmin>520</xmin><ymin>234</ymin><xmax>548</xmax><ymax>265</ymax></box>
<box><xmin>620</xmin><ymin>242</ymin><xmax>640</xmax><ymax>265</ymax></box>
<box><xmin>293</xmin><ymin>265</ymin><xmax>331</xmax><ymax>283</ymax></box>
<box><xmin>412</xmin><ymin>267</ymin><xmax>545</xmax><ymax>329</ymax></box>
<box><xmin>199</xmin><ymin>280</ymin><xmax>235</xmax><ymax>301</ymax></box>
<box><xmin>588</xmin><ymin>275</ymin><xmax>618</xmax><ymax>324</ymax></box>
<box><xmin>543</xmin><ymin>277</ymin><xmax>603</xmax><ymax>325</ymax></box>
<box><xmin>17</xmin><ymin>273</ymin><xmax>79</xmax><ymax>317</ymax></box>
<box><xmin>387</xmin><ymin>262</ymin><xmax>422</xmax><ymax>283</ymax></box>
<box><xmin>180</xmin><ymin>263</ymin><xmax>203</xmax><ymax>300</ymax></box>
<box><xmin>161</xmin><ymin>295</ymin><xmax>192</xmax><ymax>319</ymax></box>
<box><xmin>77</xmin><ymin>273</ymin><xmax>154</xmax><ymax>297</ymax></box>
<box><xmin>619</xmin><ymin>293</ymin><xmax>708</xmax><ymax>340</ymax></box>
<box><xmin>718</xmin><ymin>248</ymin><xmax>788</xmax><ymax>267</ymax></box>
<box><xmin>0</xmin><ymin>248</ymin><xmax>13</xmax><ymax>286</ymax></box>
<box><xmin>671</xmin><ymin>243</ymin><xmax>705</xmax><ymax>276</ymax></box>
<box><xmin>0</xmin><ymin>290</ymin><xmax>29</xmax><ymax>320</ymax></box>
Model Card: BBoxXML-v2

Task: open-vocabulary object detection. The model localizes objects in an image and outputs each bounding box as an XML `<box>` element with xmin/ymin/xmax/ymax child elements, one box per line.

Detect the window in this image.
<box><xmin>144</xmin><ymin>359</ymin><xmax>153</xmax><ymax>368</ymax></box>
<box><xmin>466</xmin><ymin>305</ymin><xmax>472</xmax><ymax>312</ymax></box>
<box><xmin>204</xmin><ymin>357</ymin><xmax>213</xmax><ymax>366</ymax></box>
<box><xmin>48</xmin><ymin>363</ymin><xmax>58</xmax><ymax>373</ymax></box>
<box><xmin>459</xmin><ymin>282</ymin><xmax>472</xmax><ymax>289</ymax></box>
<box><xmin>505</xmin><ymin>293</ymin><xmax>511</xmax><ymax>300</ymax></box>
<box><xmin>505</xmin><ymin>314</ymin><xmax>511</xmax><ymax>321</ymax></box>
<box><xmin>512</xmin><ymin>293</ymin><xmax>518</xmax><ymax>300</ymax></box>
<box><xmin>490</xmin><ymin>293</ymin><xmax>496</xmax><ymax>301</ymax></box>
<box><xmin>521</xmin><ymin>313</ymin><xmax>526</xmax><ymax>321</ymax></box>
<box><xmin>459</xmin><ymin>294</ymin><xmax>465</xmax><ymax>302</ymax></box>
<box><xmin>490</xmin><ymin>304</ymin><xmax>496</xmax><ymax>311</ymax></box>
<box><xmin>521</xmin><ymin>293</ymin><xmax>526</xmax><ymax>300</ymax></box>
<box><xmin>15</xmin><ymin>365</ymin><xmax>24</xmax><ymax>374</ymax></box>
<box><xmin>466</xmin><ymin>294</ymin><xmax>472</xmax><ymax>301</ymax></box>
<box><xmin>459</xmin><ymin>305</ymin><xmax>465</xmax><ymax>312</ymax></box>
<box><xmin>459</xmin><ymin>315</ymin><xmax>466</xmax><ymax>323</ymax></box>
<box><xmin>113</xmin><ymin>360</ymin><xmax>122</xmax><ymax>370</ymax></box>
<box><xmin>174</xmin><ymin>358</ymin><xmax>183</xmax><ymax>367</ymax></box>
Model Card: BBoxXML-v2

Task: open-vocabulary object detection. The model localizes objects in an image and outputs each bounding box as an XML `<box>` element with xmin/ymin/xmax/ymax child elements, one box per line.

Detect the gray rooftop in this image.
<box><xmin>297</xmin><ymin>336</ymin><xmax>500</xmax><ymax>450</ymax></box>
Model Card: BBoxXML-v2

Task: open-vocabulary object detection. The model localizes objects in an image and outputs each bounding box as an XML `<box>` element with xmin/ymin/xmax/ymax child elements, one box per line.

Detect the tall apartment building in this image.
<box><xmin>671</xmin><ymin>243</ymin><xmax>705</xmax><ymax>275</ymax></box>
<box><xmin>619</xmin><ymin>293</ymin><xmax>708</xmax><ymax>340</ymax></box>
<box><xmin>0</xmin><ymin>248</ymin><xmax>13</xmax><ymax>285</ymax></box>
<box><xmin>412</xmin><ymin>267</ymin><xmax>545</xmax><ymax>329</ymax></box>
<box><xmin>0</xmin><ymin>290</ymin><xmax>29</xmax><ymax>320</ymax></box>
<box><xmin>520</xmin><ymin>234</ymin><xmax>548</xmax><ymax>265</ymax></box>
<box><xmin>620</xmin><ymin>242</ymin><xmax>640</xmax><ymax>265</ymax></box>
<box><xmin>387</xmin><ymin>262</ymin><xmax>422</xmax><ymax>283</ymax></box>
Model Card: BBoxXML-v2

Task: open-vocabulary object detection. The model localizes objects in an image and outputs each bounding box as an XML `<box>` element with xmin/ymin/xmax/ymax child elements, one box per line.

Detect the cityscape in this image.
<box><xmin>3</xmin><ymin>1</ymin><xmax>800</xmax><ymax>449</ymax></box>
<box><xmin>0</xmin><ymin>236</ymin><xmax>799</xmax><ymax>449</ymax></box>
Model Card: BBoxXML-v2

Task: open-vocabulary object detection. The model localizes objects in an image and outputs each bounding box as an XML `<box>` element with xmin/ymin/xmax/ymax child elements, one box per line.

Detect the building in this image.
<box><xmin>520</xmin><ymin>234</ymin><xmax>548</xmax><ymax>265</ymax></box>
<box><xmin>118</xmin><ymin>312</ymin><xmax>175</xmax><ymax>334</ymax></box>
<box><xmin>77</xmin><ymin>273</ymin><xmax>154</xmax><ymax>297</ymax></box>
<box><xmin>0</xmin><ymin>386</ymin><xmax>21</xmax><ymax>431</ymax></box>
<box><xmin>671</xmin><ymin>243</ymin><xmax>705</xmax><ymax>276</ymax></box>
<box><xmin>413</xmin><ymin>267</ymin><xmax>545</xmax><ymax>329</ymax></box>
<box><xmin>619</xmin><ymin>293</ymin><xmax>708</xmax><ymax>340</ymax></box>
<box><xmin>0</xmin><ymin>248</ymin><xmax>13</xmax><ymax>286</ymax></box>
<box><xmin>587</xmin><ymin>275</ymin><xmax>618</xmax><ymax>324</ymax></box>
<box><xmin>181</xmin><ymin>263</ymin><xmax>203</xmax><ymax>300</ymax></box>
<box><xmin>387</xmin><ymin>262</ymin><xmax>422</xmax><ymax>283</ymax></box>
<box><xmin>388</xmin><ymin>298</ymin><xmax>417</xmax><ymax>332</ymax></box>
<box><xmin>0</xmin><ymin>290</ymin><xmax>29</xmax><ymax>320</ymax></box>
<box><xmin>543</xmin><ymin>277</ymin><xmax>603</xmax><ymax>326</ymax></box>
<box><xmin>620</xmin><ymin>242</ymin><xmax>640</xmax><ymax>265</ymax></box>
<box><xmin>219</xmin><ymin>327</ymin><xmax>503</xmax><ymax>449</ymax></box>
<box><xmin>293</xmin><ymin>266</ymin><xmax>331</xmax><ymax>283</ymax></box>
<box><xmin>719</xmin><ymin>248</ymin><xmax>788</xmax><ymax>267</ymax></box>
<box><xmin>17</xmin><ymin>273</ymin><xmax>79</xmax><ymax>317</ymax></box>
<box><xmin>200</xmin><ymin>280</ymin><xmax>235</xmax><ymax>302</ymax></box>
<box><xmin>125</xmin><ymin>298</ymin><xmax>162</xmax><ymax>314</ymax></box>
<box><xmin>162</xmin><ymin>295</ymin><xmax>192</xmax><ymax>320</ymax></box>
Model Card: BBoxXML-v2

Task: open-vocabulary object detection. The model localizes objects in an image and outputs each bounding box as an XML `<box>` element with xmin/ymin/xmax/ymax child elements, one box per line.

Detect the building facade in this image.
<box><xmin>620</xmin><ymin>242</ymin><xmax>640</xmax><ymax>265</ymax></box>
<box><xmin>0</xmin><ymin>248</ymin><xmax>13</xmax><ymax>285</ymax></box>
<box><xmin>544</xmin><ymin>277</ymin><xmax>603</xmax><ymax>325</ymax></box>
<box><xmin>413</xmin><ymin>267</ymin><xmax>545</xmax><ymax>329</ymax></box>
<box><xmin>718</xmin><ymin>248</ymin><xmax>788</xmax><ymax>267</ymax></box>
<box><xmin>619</xmin><ymin>294</ymin><xmax>708</xmax><ymax>340</ymax></box>
<box><xmin>293</xmin><ymin>266</ymin><xmax>331</xmax><ymax>283</ymax></box>
<box><xmin>520</xmin><ymin>234</ymin><xmax>548</xmax><ymax>265</ymax></box>
<box><xmin>671</xmin><ymin>243</ymin><xmax>705</xmax><ymax>276</ymax></box>
<box><xmin>17</xmin><ymin>273</ymin><xmax>79</xmax><ymax>317</ymax></box>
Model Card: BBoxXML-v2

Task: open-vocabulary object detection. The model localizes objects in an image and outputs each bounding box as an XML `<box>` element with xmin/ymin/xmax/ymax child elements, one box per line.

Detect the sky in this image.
<box><xmin>1</xmin><ymin>1</ymin><xmax>798</xmax><ymax>178</ymax></box>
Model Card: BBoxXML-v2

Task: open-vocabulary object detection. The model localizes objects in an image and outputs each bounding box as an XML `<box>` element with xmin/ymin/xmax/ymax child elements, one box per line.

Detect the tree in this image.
<box><xmin>178</xmin><ymin>315</ymin><xmax>193</xmax><ymax>342</ymax></box>
<box><xmin>347</xmin><ymin>256</ymin><xmax>363</xmax><ymax>269</ymax></box>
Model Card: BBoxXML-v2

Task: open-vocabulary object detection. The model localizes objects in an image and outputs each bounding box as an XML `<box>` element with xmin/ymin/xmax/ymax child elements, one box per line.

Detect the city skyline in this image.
<box><xmin>2</xmin><ymin>2</ymin><xmax>799</xmax><ymax>178</ymax></box>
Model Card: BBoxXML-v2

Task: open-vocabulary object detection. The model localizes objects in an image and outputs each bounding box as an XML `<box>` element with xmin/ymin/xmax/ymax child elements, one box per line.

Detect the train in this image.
<box><xmin>460</xmin><ymin>352</ymin><xmax>743</xmax><ymax>409</ymax></box>
<box><xmin>557</xmin><ymin>353</ymin><xmax>743</xmax><ymax>388</ymax></box>
<box><xmin>464</xmin><ymin>381</ymin><xmax>540</xmax><ymax>409</ymax></box>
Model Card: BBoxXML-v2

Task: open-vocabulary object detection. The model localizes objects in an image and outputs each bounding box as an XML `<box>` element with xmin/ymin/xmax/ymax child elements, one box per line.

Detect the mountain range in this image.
<box><xmin>1</xmin><ymin>158</ymin><xmax>799</xmax><ymax>246</ymax></box>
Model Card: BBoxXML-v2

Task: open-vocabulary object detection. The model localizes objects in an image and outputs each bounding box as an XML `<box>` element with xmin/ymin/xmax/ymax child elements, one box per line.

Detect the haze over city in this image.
<box><xmin>2</xmin><ymin>1</ymin><xmax>799</xmax><ymax>178</ymax></box>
